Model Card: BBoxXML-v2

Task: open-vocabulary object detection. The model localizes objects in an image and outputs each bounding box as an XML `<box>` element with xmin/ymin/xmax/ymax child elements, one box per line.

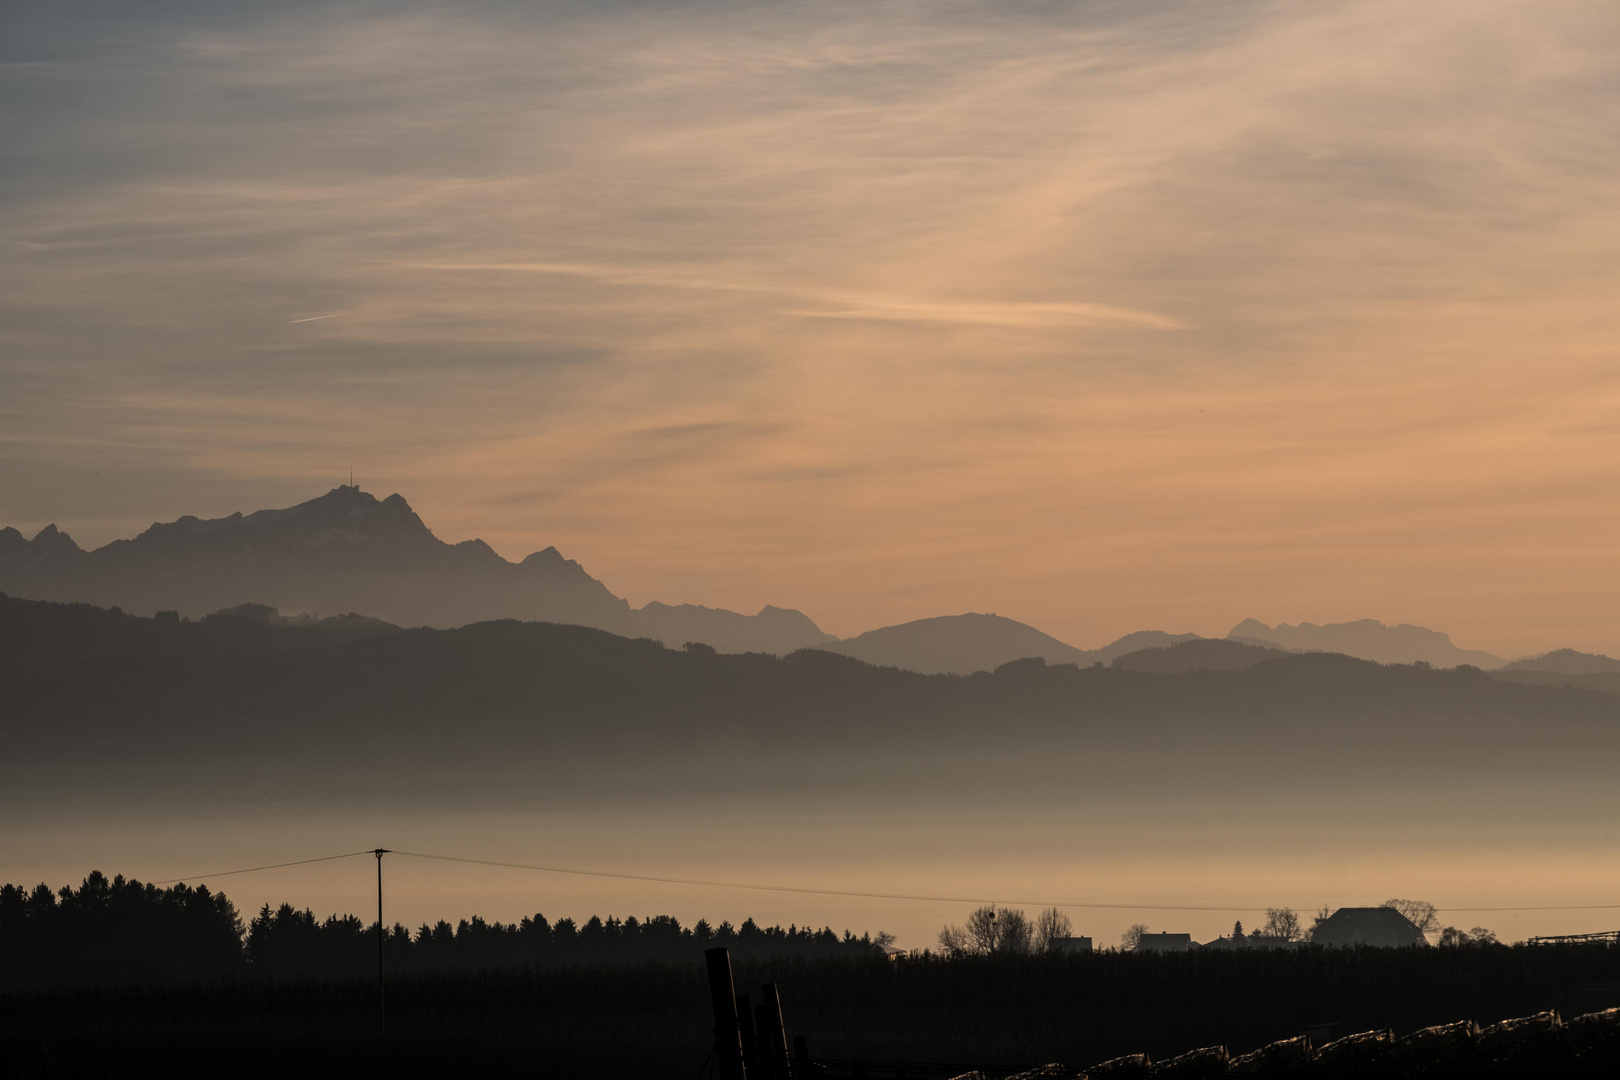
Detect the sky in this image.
<box><xmin>6</xmin><ymin>0</ymin><xmax>1620</xmax><ymax>656</ymax></box>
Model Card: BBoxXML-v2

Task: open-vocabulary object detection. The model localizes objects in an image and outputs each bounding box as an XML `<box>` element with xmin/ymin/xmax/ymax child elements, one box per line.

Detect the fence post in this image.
<box><xmin>793</xmin><ymin>1033</ymin><xmax>811</xmax><ymax>1071</ymax></box>
<box><xmin>705</xmin><ymin>947</ymin><xmax>748</xmax><ymax>1080</ymax></box>
<box><xmin>737</xmin><ymin>994</ymin><xmax>761</xmax><ymax>1078</ymax></box>
<box><xmin>761</xmin><ymin>982</ymin><xmax>792</xmax><ymax>1079</ymax></box>
<box><xmin>754</xmin><ymin>1003</ymin><xmax>778</xmax><ymax>1079</ymax></box>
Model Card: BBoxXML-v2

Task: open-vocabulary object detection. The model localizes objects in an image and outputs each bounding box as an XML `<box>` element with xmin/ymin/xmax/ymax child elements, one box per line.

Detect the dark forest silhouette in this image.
<box><xmin>5</xmin><ymin>935</ymin><xmax>1618</xmax><ymax>1077</ymax></box>
<box><xmin>0</xmin><ymin>871</ymin><xmax>883</xmax><ymax>990</ymax></box>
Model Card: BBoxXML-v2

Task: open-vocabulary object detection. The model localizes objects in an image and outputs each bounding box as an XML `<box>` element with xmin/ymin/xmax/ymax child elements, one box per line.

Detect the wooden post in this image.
<box><xmin>373</xmin><ymin>848</ymin><xmax>389</xmax><ymax>1034</ymax></box>
<box><xmin>705</xmin><ymin>947</ymin><xmax>747</xmax><ymax>1080</ymax></box>
<box><xmin>793</xmin><ymin>1033</ymin><xmax>811</xmax><ymax>1071</ymax></box>
<box><xmin>761</xmin><ymin>982</ymin><xmax>792</xmax><ymax>1079</ymax></box>
<box><xmin>754</xmin><ymin>1003</ymin><xmax>778</xmax><ymax>1080</ymax></box>
<box><xmin>737</xmin><ymin>994</ymin><xmax>760</xmax><ymax>1079</ymax></box>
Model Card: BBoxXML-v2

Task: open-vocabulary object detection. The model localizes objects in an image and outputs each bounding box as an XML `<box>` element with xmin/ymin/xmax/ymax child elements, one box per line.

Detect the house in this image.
<box><xmin>1049</xmin><ymin>936</ymin><xmax>1093</xmax><ymax>954</ymax></box>
<box><xmin>1201</xmin><ymin>934</ymin><xmax>1302</xmax><ymax>951</ymax></box>
<box><xmin>1135</xmin><ymin>932</ymin><xmax>1192</xmax><ymax>953</ymax></box>
<box><xmin>1310</xmin><ymin>907</ymin><xmax>1427</xmax><ymax>948</ymax></box>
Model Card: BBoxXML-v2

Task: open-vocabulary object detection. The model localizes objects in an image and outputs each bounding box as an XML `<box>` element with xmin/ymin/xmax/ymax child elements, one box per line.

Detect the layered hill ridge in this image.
<box><xmin>6</xmin><ymin>488</ymin><xmax>1593</xmax><ymax>671</ymax></box>
<box><xmin>4</xmin><ymin>593</ymin><xmax>1618</xmax><ymax>787</ymax></box>
<box><xmin>1498</xmin><ymin>648</ymin><xmax>1620</xmax><ymax>675</ymax></box>
<box><xmin>0</xmin><ymin>486</ymin><xmax>832</xmax><ymax>653</ymax></box>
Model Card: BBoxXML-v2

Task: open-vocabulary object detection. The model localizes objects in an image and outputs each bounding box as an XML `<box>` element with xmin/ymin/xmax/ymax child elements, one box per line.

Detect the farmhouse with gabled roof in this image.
<box><xmin>1310</xmin><ymin>907</ymin><xmax>1427</xmax><ymax>947</ymax></box>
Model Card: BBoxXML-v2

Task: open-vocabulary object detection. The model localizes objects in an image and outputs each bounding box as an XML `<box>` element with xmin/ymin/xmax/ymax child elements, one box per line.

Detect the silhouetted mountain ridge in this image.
<box><xmin>1228</xmin><ymin>618</ymin><xmax>1506</xmax><ymax>669</ymax></box>
<box><xmin>0</xmin><ymin>486</ymin><xmax>833</xmax><ymax>655</ymax></box>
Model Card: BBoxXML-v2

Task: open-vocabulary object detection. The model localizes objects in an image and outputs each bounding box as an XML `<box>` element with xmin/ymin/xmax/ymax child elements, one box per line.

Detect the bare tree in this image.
<box><xmin>1308</xmin><ymin>906</ymin><xmax>1332</xmax><ymax>941</ymax></box>
<box><xmin>992</xmin><ymin>907</ymin><xmax>1032</xmax><ymax>954</ymax></box>
<box><xmin>937</xmin><ymin>905</ymin><xmax>1033</xmax><ymax>957</ymax></box>
<box><xmin>1382</xmin><ymin>898</ymin><xmax>1440</xmax><ymax>940</ymax></box>
<box><xmin>1121</xmin><ymin>923</ymin><xmax>1149</xmax><ymax>951</ymax></box>
<box><xmin>1439</xmin><ymin>925</ymin><xmax>1498</xmax><ymax>947</ymax></box>
<box><xmin>1032</xmin><ymin>907</ymin><xmax>1073</xmax><ymax>954</ymax></box>
<box><xmin>1261</xmin><ymin>907</ymin><xmax>1304</xmax><ymax>942</ymax></box>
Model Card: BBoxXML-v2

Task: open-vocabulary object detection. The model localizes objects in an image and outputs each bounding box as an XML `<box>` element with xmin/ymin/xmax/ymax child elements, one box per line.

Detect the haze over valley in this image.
<box><xmin>4</xmin><ymin>487</ymin><xmax>1619</xmax><ymax>951</ymax></box>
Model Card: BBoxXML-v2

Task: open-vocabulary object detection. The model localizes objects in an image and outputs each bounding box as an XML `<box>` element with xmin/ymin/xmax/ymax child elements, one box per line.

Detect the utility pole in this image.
<box><xmin>374</xmin><ymin>848</ymin><xmax>390</xmax><ymax>1034</ymax></box>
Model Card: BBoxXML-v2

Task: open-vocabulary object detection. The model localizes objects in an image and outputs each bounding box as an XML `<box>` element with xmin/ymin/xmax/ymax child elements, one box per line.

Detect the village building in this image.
<box><xmin>1309</xmin><ymin>907</ymin><xmax>1427</xmax><ymax>947</ymax></box>
<box><xmin>1134</xmin><ymin>932</ymin><xmax>1192</xmax><ymax>953</ymax></box>
<box><xmin>1199</xmin><ymin>934</ymin><xmax>1302</xmax><ymax>951</ymax></box>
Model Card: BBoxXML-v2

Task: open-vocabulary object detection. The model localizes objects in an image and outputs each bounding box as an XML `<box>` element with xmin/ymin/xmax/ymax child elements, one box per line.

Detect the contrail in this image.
<box><xmin>288</xmin><ymin>311</ymin><xmax>350</xmax><ymax>324</ymax></box>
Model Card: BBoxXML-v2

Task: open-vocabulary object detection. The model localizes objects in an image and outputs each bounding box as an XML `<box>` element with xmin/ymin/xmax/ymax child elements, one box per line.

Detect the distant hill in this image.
<box><xmin>1489</xmin><ymin>646</ymin><xmax>1620</xmax><ymax>697</ymax></box>
<box><xmin>1112</xmin><ymin>638</ymin><xmax>1288</xmax><ymax>673</ymax></box>
<box><xmin>0</xmin><ymin>486</ymin><xmax>833</xmax><ymax>655</ymax></box>
<box><xmin>1228</xmin><ymin>618</ymin><xmax>1505</xmax><ymax>669</ymax></box>
<box><xmin>818</xmin><ymin>613</ymin><xmax>1200</xmax><ymax>675</ymax></box>
<box><xmin>1497</xmin><ymin>648</ymin><xmax>1620</xmax><ymax>675</ymax></box>
<box><xmin>1489</xmin><ymin>667</ymin><xmax>1620</xmax><ymax>697</ymax></box>
<box><xmin>634</xmin><ymin>601</ymin><xmax>835</xmax><ymax>655</ymax></box>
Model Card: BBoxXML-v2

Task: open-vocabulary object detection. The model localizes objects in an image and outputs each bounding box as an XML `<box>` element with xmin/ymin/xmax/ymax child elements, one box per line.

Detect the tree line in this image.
<box><xmin>0</xmin><ymin>871</ymin><xmax>885</xmax><ymax>989</ymax></box>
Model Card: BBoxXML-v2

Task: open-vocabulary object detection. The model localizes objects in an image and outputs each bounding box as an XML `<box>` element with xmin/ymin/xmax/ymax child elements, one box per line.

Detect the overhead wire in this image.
<box><xmin>390</xmin><ymin>850</ymin><xmax>1620</xmax><ymax>914</ymax></box>
<box><xmin>147</xmin><ymin>850</ymin><xmax>375</xmax><ymax>886</ymax></box>
<box><xmin>136</xmin><ymin>848</ymin><xmax>1620</xmax><ymax>914</ymax></box>
<box><xmin>390</xmin><ymin>850</ymin><xmax>1259</xmax><ymax>912</ymax></box>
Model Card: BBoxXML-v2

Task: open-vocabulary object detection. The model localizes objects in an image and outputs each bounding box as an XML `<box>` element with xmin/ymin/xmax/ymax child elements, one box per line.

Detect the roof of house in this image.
<box><xmin>1201</xmin><ymin>934</ymin><xmax>1301</xmax><ymax>950</ymax></box>
<box><xmin>1311</xmin><ymin>907</ymin><xmax>1427</xmax><ymax>947</ymax></box>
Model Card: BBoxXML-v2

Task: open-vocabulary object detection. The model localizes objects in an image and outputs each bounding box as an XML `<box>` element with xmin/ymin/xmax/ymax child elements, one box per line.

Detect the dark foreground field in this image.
<box><xmin>7</xmin><ymin>945</ymin><xmax>1620</xmax><ymax>1078</ymax></box>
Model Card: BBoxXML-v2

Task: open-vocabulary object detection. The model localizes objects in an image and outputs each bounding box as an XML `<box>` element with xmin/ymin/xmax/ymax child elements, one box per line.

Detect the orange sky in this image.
<box><xmin>5</xmin><ymin>0</ymin><xmax>1620</xmax><ymax>656</ymax></box>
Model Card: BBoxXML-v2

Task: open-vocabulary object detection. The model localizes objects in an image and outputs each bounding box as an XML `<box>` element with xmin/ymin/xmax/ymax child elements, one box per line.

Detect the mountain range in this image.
<box><xmin>1228</xmin><ymin>618</ymin><xmax>1507</xmax><ymax>669</ymax></box>
<box><xmin>0</xmin><ymin>486</ymin><xmax>1208</xmax><ymax>668</ymax></box>
<box><xmin>4</xmin><ymin>485</ymin><xmax>1608</xmax><ymax>674</ymax></box>
<box><xmin>0</xmin><ymin>486</ymin><xmax>833</xmax><ymax>655</ymax></box>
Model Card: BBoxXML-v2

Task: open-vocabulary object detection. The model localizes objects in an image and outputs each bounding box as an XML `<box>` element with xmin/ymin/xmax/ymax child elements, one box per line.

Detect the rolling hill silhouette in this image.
<box><xmin>820</xmin><ymin>613</ymin><xmax>1199</xmax><ymax>675</ymax></box>
<box><xmin>5</xmin><ymin>594</ymin><xmax>1613</xmax><ymax>798</ymax></box>
<box><xmin>1498</xmin><ymin>648</ymin><xmax>1620</xmax><ymax>675</ymax></box>
<box><xmin>1109</xmin><ymin>637</ymin><xmax>1288</xmax><ymax>672</ymax></box>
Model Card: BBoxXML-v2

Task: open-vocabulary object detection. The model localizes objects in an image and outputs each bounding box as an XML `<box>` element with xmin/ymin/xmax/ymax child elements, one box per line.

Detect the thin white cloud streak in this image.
<box><xmin>402</xmin><ymin>260</ymin><xmax>1180</xmax><ymax>329</ymax></box>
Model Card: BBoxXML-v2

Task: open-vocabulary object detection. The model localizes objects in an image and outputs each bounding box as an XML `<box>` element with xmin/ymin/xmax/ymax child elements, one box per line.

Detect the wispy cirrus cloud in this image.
<box><xmin>401</xmin><ymin>259</ymin><xmax>1180</xmax><ymax>329</ymax></box>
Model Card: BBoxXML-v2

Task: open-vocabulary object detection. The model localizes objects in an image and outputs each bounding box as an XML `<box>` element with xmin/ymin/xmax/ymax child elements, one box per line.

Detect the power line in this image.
<box><xmin>147</xmin><ymin>850</ymin><xmax>374</xmax><ymax>886</ymax></box>
<box><xmin>1436</xmin><ymin>903</ymin><xmax>1620</xmax><ymax>913</ymax></box>
<box><xmin>141</xmin><ymin>847</ymin><xmax>1620</xmax><ymax>915</ymax></box>
<box><xmin>385</xmin><ymin>851</ymin><xmax>1259</xmax><ymax>914</ymax></box>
